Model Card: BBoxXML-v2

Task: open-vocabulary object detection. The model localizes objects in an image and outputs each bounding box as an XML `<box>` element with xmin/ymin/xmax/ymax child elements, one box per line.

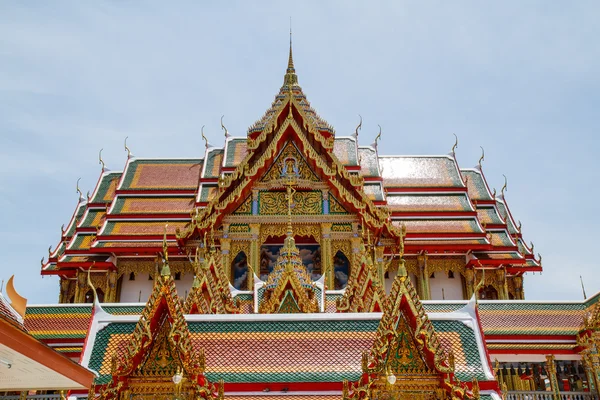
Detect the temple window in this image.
<box><xmin>448</xmin><ymin>271</ymin><xmax>454</xmax><ymax>279</ymax></box>
<box><xmin>430</xmin><ymin>273</ymin><xmax>435</xmax><ymax>279</ymax></box>
<box><xmin>479</xmin><ymin>285</ymin><xmax>498</xmax><ymax>300</ymax></box>
<box><xmin>148</xmin><ymin>274</ymin><xmax>153</xmax><ymax>280</ymax></box>
<box><xmin>129</xmin><ymin>272</ymin><xmax>135</xmax><ymax>281</ymax></box>
<box><xmin>175</xmin><ymin>272</ymin><xmax>181</xmax><ymax>281</ymax></box>
<box><xmin>231</xmin><ymin>251</ymin><xmax>249</xmax><ymax>290</ymax></box>
<box><xmin>333</xmin><ymin>250</ymin><xmax>349</xmax><ymax>290</ymax></box>
<box><xmin>84</xmin><ymin>288</ymin><xmax>104</xmax><ymax>303</ymax></box>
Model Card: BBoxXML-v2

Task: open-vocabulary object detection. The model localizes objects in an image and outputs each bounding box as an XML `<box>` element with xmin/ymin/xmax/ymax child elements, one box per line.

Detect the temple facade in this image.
<box><xmin>4</xmin><ymin>43</ymin><xmax>600</xmax><ymax>400</ymax></box>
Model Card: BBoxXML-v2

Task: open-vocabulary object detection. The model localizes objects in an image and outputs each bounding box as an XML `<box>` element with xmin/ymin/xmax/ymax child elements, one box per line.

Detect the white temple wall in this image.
<box><xmin>384</xmin><ymin>270</ymin><xmax>417</xmax><ymax>295</ymax></box>
<box><xmin>429</xmin><ymin>271</ymin><xmax>463</xmax><ymax>300</ymax></box>
<box><xmin>119</xmin><ymin>272</ymin><xmax>196</xmax><ymax>303</ymax></box>
<box><xmin>120</xmin><ymin>274</ymin><xmax>154</xmax><ymax>303</ymax></box>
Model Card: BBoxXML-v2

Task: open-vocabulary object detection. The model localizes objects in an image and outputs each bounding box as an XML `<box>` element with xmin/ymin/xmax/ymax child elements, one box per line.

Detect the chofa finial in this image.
<box><xmin>76</xmin><ymin>178</ymin><xmax>84</xmax><ymax>202</ymax></box>
<box><xmin>478</xmin><ymin>146</ymin><xmax>485</xmax><ymax>168</ymax></box>
<box><xmin>451</xmin><ymin>133</ymin><xmax>458</xmax><ymax>154</ymax></box>
<box><xmin>99</xmin><ymin>148</ymin><xmax>105</xmax><ymax>172</ymax></box>
<box><xmin>124</xmin><ymin>136</ymin><xmax>132</xmax><ymax>159</ymax></box>
<box><xmin>221</xmin><ymin>115</ymin><xmax>230</xmax><ymax>138</ymax></box>
<box><xmin>374</xmin><ymin>125</ymin><xmax>382</xmax><ymax>147</ymax></box>
<box><xmin>354</xmin><ymin>115</ymin><xmax>362</xmax><ymax>138</ymax></box>
<box><xmin>501</xmin><ymin>174</ymin><xmax>508</xmax><ymax>197</ymax></box>
<box><xmin>201</xmin><ymin>125</ymin><xmax>209</xmax><ymax>149</ymax></box>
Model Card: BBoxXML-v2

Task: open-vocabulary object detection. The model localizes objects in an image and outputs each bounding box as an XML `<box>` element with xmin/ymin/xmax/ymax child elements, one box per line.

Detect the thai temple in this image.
<box><xmin>2</xmin><ymin>41</ymin><xmax>600</xmax><ymax>400</ymax></box>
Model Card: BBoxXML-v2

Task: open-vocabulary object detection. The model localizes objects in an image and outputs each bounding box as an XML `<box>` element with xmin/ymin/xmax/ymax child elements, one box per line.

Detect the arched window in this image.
<box><xmin>231</xmin><ymin>252</ymin><xmax>249</xmax><ymax>290</ymax></box>
<box><xmin>333</xmin><ymin>251</ymin><xmax>350</xmax><ymax>290</ymax></box>
<box><xmin>129</xmin><ymin>272</ymin><xmax>135</xmax><ymax>281</ymax></box>
<box><xmin>479</xmin><ymin>285</ymin><xmax>498</xmax><ymax>300</ymax></box>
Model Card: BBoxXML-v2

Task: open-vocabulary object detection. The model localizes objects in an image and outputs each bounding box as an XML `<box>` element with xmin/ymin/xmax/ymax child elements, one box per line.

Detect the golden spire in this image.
<box><xmin>283</xmin><ymin>24</ymin><xmax>298</xmax><ymax>87</ymax></box>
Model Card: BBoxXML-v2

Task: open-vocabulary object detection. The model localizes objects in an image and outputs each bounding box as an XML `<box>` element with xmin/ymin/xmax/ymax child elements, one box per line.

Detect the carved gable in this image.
<box><xmin>261</xmin><ymin>141</ymin><xmax>319</xmax><ymax>183</ymax></box>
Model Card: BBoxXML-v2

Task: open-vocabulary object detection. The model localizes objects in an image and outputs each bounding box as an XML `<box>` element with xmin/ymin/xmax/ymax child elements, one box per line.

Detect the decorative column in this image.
<box><xmin>251</xmin><ymin>190</ymin><xmax>259</xmax><ymax>215</ymax></box>
<box><xmin>220</xmin><ymin>237</ymin><xmax>233</xmax><ymax>286</ymax></box>
<box><xmin>74</xmin><ymin>270</ymin><xmax>87</xmax><ymax>303</ymax></box>
<box><xmin>545</xmin><ymin>355</ymin><xmax>561</xmax><ymax>399</ymax></box>
<box><xmin>321</xmin><ymin>223</ymin><xmax>333</xmax><ymax>289</ymax></box>
<box><xmin>249</xmin><ymin>224</ymin><xmax>260</xmax><ymax>287</ymax></box>
<box><xmin>374</xmin><ymin>245</ymin><xmax>385</xmax><ymax>285</ymax></box>
<box><xmin>513</xmin><ymin>276</ymin><xmax>524</xmax><ymax>300</ymax></box>
<box><xmin>105</xmin><ymin>271</ymin><xmax>118</xmax><ymax>302</ymax></box>
<box><xmin>464</xmin><ymin>268</ymin><xmax>475</xmax><ymax>299</ymax></box>
<box><xmin>59</xmin><ymin>278</ymin><xmax>71</xmax><ymax>303</ymax></box>
<box><xmin>582</xmin><ymin>352</ymin><xmax>600</xmax><ymax>396</ymax></box>
<box><xmin>322</xmin><ymin>190</ymin><xmax>330</xmax><ymax>215</ymax></box>
<box><xmin>417</xmin><ymin>253</ymin><xmax>430</xmax><ymax>300</ymax></box>
<box><xmin>496</xmin><ymin>268</ymin><xmax>509</xmax><ymax>300</ymax></box>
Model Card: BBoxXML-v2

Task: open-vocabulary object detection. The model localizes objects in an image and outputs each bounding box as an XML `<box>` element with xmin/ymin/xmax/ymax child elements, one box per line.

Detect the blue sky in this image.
<box><xmin>0</xmin><ymin>2</ymin><xmax>598</xmax><ymax>303</ymax></box>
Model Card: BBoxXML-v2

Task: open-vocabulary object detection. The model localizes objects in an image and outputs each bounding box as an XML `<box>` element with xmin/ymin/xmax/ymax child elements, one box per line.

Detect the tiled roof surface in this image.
<box><xmin>111</xmin><ymin>197</ymin><xmax>194</xmax><ymax>215</ymax></box>
<box><xmin>224</xmin><ymin>138</ymin><xmax>249</xmax><ymax>168</ymax></box>
<box><xmin>476</xmin><ymin>208</ymin><xmax>504</xmax><ymax>225</ymax></box>
<box><xmin>387</xmin><ymin>194</ymin><xmax>472</xmax><ymax>212</ymax></box>
<box><xmin>432</xmin><ymin>320</ymin><xmax>487</xmax><ymax>381</ymax></box>
<box><xmin>363</xmin><ymin>183</ymin><xmax>384</xmax><ymax>202</ymax></box>
<box><xmin>81</xmin><ymin>210</ymin><xmax>106</xmax><ymax>228</ymax></box>
<box><xmin>198</xmin><ymin>185</ymin><xmax>217</xmax><ymax>202</ymax></box>
<box><xmin>25</xmin><ymin>305</ymin><xmax>92</xmax><ymax>339</ymax></box>
<box><xmin>489</xmin><ymin>231</ymin><xmax>515</xmax><ymax>247</ymax></box>
<box><xmin>357</xmin><ymin>147</ymin><xmax>379</xmax><ymax>177</ymax></box>
<box><xmin>90</xmin><ymin>172</ymin><xmax>121</xmax><ymax>203</ymax></box>
<box><xmin>68</xmin><ymin>234</ymin><xmax>94</xmax><ymax>251</ymax></box>
<box><xmin>120</xmin><ymin>159</ymin><xmax>202</xmax><ymax>190</ymax></box>
<box><xmin>102</xmin><ymin>221</ymin><xmax>188</xmax><ymax>236</ymax></box>
<box><xmin>461</xmin><ymin>170</ymin><xmax>493</xmax><ymax>201</ymax></box>
<box><xmin>333</xmin><ymin>138</ymin><xmax>358</xmax><ymax>166</ymax></box>
<box><xmin>86</xmin><ymin>315</ymin><xmax>491</xmax><ymax>385</ymax></box>
<box><xmin>380</xmin><ymin>156</ymin><xmax>463</xmax><ymax>188</ymax></box>
<box><xmin>495</xmin><ymin>200</ymin><xmax>518</xmax><ymax>234</ymax></box>
<box><xmin>478</xmin><ymin>302</ymin><xmax>586</xmax><ymax>336</ymax></box>
<box><xmin>203</xmin><ymin>150</ymin><xmax>224</xmax><ymax>178</ymax></box>
<box><xmin>394</xmin><ymin>219</ymin><xmax>483</xmax><ymax>234</ymax></box>
<box><xmin>65</xmin><ymin>202</ymin><xmax>88</xmax><ymax>238</ymax></box>
<box><xmin>407</xmin><ymin>239</ymin><xmax>488</xmax><ymax>246</ymax></box>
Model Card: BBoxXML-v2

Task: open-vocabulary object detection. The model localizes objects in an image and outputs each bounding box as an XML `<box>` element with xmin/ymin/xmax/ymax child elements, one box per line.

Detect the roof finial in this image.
<box><xmin>373</xmin><ymin>125</ymin><xmax>382</xmax><ymax>148</ymax></box>
<box><xmin>353</xmin><ymin>115</ymin><xmax>362</xmax><ymax>138</ymax></box>
<box><xmin>580</xmin><ymin>275</ymin><xmax>587</xmax><ymax>299</ymax></box>
<box><xmin>501</xmin><ymin>174</ymin><xmax>508</xmax><ymax>197</ymax></box>
<box><xmin>478</xmin><ymin>146</ymin><xmax>485</xmax><ymax>169</ymax></box>
<box><xmin>451</xmin><ymin>133</ymin><xmax>458</xmax><ymax>154</ymax></box>
<box><xmin>76</xmin><ymin>178</ymin><xmax>84</xmax><ymax>202</ymax></box>
<box><xmin>161</xmin><ymin>224</ymin><xmax>171</xmax><ymax>277</ymax></box>
<box><xmin>201</xmin><ymin>125</ymin><xmax>209</xmax><ymax>149</ymax></box>
<box><xmin>124</xmin><ymin>136</ymin><xmax>132</xmax><ymax>159</ymax></box>
<box><xmin>283</xmin><ymin>21</ymin><xmax>298</xmax><ymax>87</ymax></box>
<box><xmin>99</xmin><ymin>148</ymin><xmax>106</xmax><ymax>172</ymax></box>
<box><xmin>221</xmin><ymin>115</ymin><xmax>230</xmax><ymax>138</ymax></box>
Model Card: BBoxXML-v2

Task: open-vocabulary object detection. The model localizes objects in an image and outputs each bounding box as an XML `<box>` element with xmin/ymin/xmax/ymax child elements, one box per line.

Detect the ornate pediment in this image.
<box><xmin>261</xmin><ymin>141</ymin><xmax>319</xmax><ymax>183</ymax></box>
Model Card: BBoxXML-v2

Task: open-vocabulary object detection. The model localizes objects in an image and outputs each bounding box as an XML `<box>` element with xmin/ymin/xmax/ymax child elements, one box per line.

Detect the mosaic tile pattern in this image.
<box><xmin>120</xmin><ymin>159</ymin><xmax>202</xmax><ymax>190</ymax></box>
<box><xmin>225</xmin><ymin>138</ymin><xmax>249</xmax><ymax>168</ymax></box>
<box><xmin>111</xmin><ymin>197</ymin><xmax>194</xmax><ymax>215</ymax></box>
<box><xmin>387</xmin><ymin>194</ymin><xmax>472</xmax><ymax>212</ymax></box>
<box><xmin>91</xmin><ymin>172</ymin><xmax>122</xmax><ymax>203</ymax></box>
<box><xmin>358</xmin><ymin>147</ymin><xmax>379</xmax><ymax>177</ymax></box>
<box><xmin>380</xmin><ymin>157</ymin><xmax>463</xmax><ymax>188</ymax></box>
<box><xmin>203</xmin><ymin>150</ymin><xmax>224</xmax><ymax>178</ymax></box>
<box><xmin>333</xmin><ymin>138</ymin><xmax>358</xmax><ymax>166</ymax></box>
<box><xmin>102</xmin><ymin>221</ymin><xmax>188</xmax><ymax>236</ymax></box>
<box><xmin>433</xmin><ymin>320</ymin><xmax>487</xmax><ymax>381</ymax></box>
<box><xmin>476</xmin><ymin>208</ymin><xmax>504</xmax><ymax>225</ymax></box>
<box><xmin>461</xmin><ymin>170</ymin><xmax>493</xmax><ymax>201</ymax></box>
<box><xmin>393</xmin><ymin>219</ymin><xmax>483</xmax><ymax>234</ymax></box>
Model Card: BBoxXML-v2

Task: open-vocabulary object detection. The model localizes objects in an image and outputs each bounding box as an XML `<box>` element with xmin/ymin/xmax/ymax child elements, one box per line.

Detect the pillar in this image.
<box><xmin>496</xmin><ymin>268</ymin><xmax>509</xmax><ymax>300</ymax></box>
<box><xmin>59</xmin><ymin>277</ymin><xmax>71</xmax><ymax>303</ymax></box>
<box><xmin>321</xmin><ymin>223</ymin><xmax>333</xmax><ymax>289</ymax></box>
<box><xmin>583</xmin><ymin>351</ymin><xmax>600</xmax><ymax>397</ymax></box>
<box><xmin>74</xmin><ymin>270</ymin><xmax>87</xmax><ymax>303</ymax></box>
<box><xmin>545</xmin><ymin>355</ymin><xmax>561</xmax><ymax>399</ymax></box>
<box><xmin>251</xmin><ymin>189</ymin><xmax>259</xmax><ymax>215</ymax></box>
<box><xmin>464</xmin><ymin>268</ymin><xmax>475</xmax><ymax>299</ymax></box>
<box><xmin>249</xmin><ymin>224</ymin><xmax>260</xmax><ymax>287</ymax></box>
<box><xmin>417</xmin><ymin>253</ymin><xmax>430</xmax><ymax>300</ymax></box>
<box><xmin>104</xmin><ymin>271</ymin><xmax>117</xmax><ymax>302</ymax></box>
<box><xmin>220</xmin><ymin>237</ymin><xmax>233</xmax><ymax>287</ymax></box>
<box><xmin>374</xmin><ymin>245</ymin><xmax>385</xmax><ymax>285</ymax></box>
<box><xmin>513</xmin><ymin>276</ymin><xmax>524</xmax><ymax>300</ymax></box>
<box><xmin>322</xmin><ymin>189</ymin><xmax>329</xmax><ymax>215</ymax></box>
